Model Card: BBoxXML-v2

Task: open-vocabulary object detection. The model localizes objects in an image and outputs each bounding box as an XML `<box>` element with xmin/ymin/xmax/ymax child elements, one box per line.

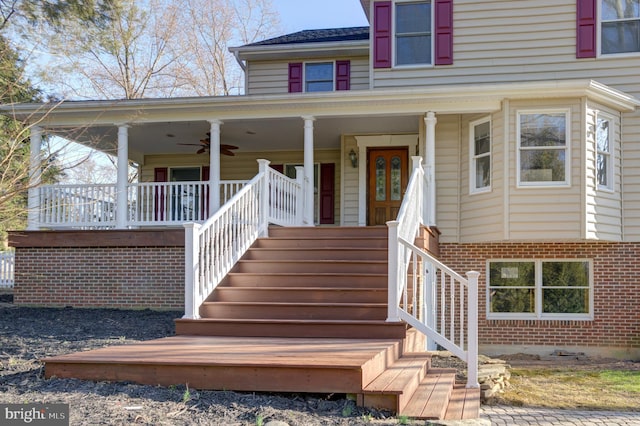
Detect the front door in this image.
<box><xmin>367</xmin><ymin>147</ymin><xmax>409</xmax><ymax>225</ymax></box>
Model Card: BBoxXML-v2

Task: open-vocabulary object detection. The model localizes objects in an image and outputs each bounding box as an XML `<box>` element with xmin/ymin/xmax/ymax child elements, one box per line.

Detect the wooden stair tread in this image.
<box><xmin>363</xmin><ymin>353</ymin><xmax>430</xmax><ymax>394</ymax></box>
<box><xmin>444</xmin><ymin>385</ymin><xmax>481</xmax><ymax>420</ymax></box>
<box><xmin>179</xmin><ymin>318</ymin><xmax>399</xmax><ymax>325</ymax></box>
<box><xmin>202</xmin><ymin>301</ymin><xmax>388</xmax><ymax>307</ymax></box>
<box><xmin>400</xmin><ymin>368</ymin><xmax>457</xmax><ymax>420</ymax></box>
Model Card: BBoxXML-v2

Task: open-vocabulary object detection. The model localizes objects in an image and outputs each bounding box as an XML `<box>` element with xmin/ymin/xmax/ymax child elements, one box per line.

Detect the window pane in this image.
<box><xmin>520</xmin><ymin>114</ymin><xmax>566</xmax><ymax>147</ymax></box>
<box><xmin>597</xmin><ymin>154</ymin><xmax>609</xmax><ymax>187</ymax></box>
<box><xmin>601</xmin><ymin>0</ymin><xmax>640</xmax><ymax>20</ymax></box>
<box><xmin>520</xmin><ymin>149</ymin><xmax>566</xmax><ymax>182</ymax></box>
<box><xmin>396</xmin><ymin>35</ymin><xmax>432</xmax><ymax>65</ymax></box>
<box><xmin>391</xmin><ymin>156</ymin><xmax>402</xmax><ymax>201</ymax></box>
<box><xmin>602</xmin><ymin>21</ymin><xmax>640</xmax><ymax>53</ymax></box>
<box><xmin>475</xmin><ymin>156</ymin><xmax>491</xmax><ymax>189</ymax></box>
<box><xmin>490</xmin><ymin>262</ymin><xmax>535</xmax><ymax>287</ymax></box>
<box><xmin>543</xmin><ymin>288</ymin><xmax>589</xmax><ymax>314</ymax></box>
<box><xmin>306</xmin><ymin>81</ymin><xmax>334</xmax><ymax>92</ymax></box>
<box><xmin>490</xmin><ymin>288</ymin><xmax>535</xmax><ymax>313</ymax></box>
<box><xmin>305</xmin><ymin>63</ymin><xmax>332</xmax><ymax>80</ymax></box>
<box><xmin>597</xmin><ymin>118</ymin><xmax>610</xmax><ymax>152</ymax></box>
<box><xmin>376</xmin><ymin>156</ymin><xmax>386</xmax><ymax>201</ymax></box>
<box><xmin>542</xmin><ymin>261</ymin><xmax>589</xmax><ymax>287</ymax></box>
<box><xmin>396</xmin><ymin>2</ymin><xmax>431</xmax><ymax>34</ymax></box>
<box><xmin>474</xmin><ymin>121</ymin><xmax>491</xmax><ymax>155</ymax></box>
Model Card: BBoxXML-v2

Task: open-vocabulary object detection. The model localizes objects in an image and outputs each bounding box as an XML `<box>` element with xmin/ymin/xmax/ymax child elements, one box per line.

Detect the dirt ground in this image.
<box><xmin>0</xmin><ymin>294</ymin><xmax>406</xmax><ymax>426</ymax></box>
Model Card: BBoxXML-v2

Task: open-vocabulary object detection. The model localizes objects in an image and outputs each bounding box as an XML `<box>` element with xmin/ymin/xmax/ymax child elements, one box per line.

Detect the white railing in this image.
<box><xmin>39</xmin><ymin>184</ymin><xmax>116</xmax><ymax>228</ymax></box>
<box><xmin>387</xmin><ymin>156</ymin><xmax>479</xmax><ymax>389</ymax></box>
<box><xmin>0</xmin><ymin>251</ymin><xmax>15</xmax><ymax>289</ymax></box>
<box><xmin>36</xmin><ymin>180</ymin><xmax>248</xmax><ymax>228</ymax></box>
<box><xmin>183</xmin><ymin>159</ymin><xmax>303</xmax><ymax>319</ymax></box>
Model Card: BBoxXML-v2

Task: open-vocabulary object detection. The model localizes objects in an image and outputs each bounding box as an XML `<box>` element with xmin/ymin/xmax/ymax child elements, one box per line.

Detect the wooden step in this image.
<box><xmin>444</xmin><ymin>385</ymin><xmax>481</xmax><ymax>420</ymax></box>
<box><xmin>233</xmin><ymin>260</ymin><xmax>387</xmax><ymax>274</ymax></box>
<box><xmin>360</xmin><ymin>353</ymin><xmax>431</xmax><ymax>413</ymax></box>
<box><xmin>241</xmin><ymin>248</ymin><xmax>388</xmax><ymax>261</ymax></box>
<box><xmin>175</xmin><ymin>318</ymin><xmax>407</xmax><ymax>339</ymax></box>
<box><xmin>400</xmin><ymin>368</ymin><xmax>457</xmax><ymax>420</ymax></box>
<box><xmin>268</xmin><ymin>226</ymin><xmax>388</xmax><ymax>239</ymax></box>
<box><xmin>209</xmin><ymin>287</ymin><xmax>387</xmax><ymax>303</ymax></box>
<box><xmin>199</xmin><ymin>301</ymin><xmax>388</xmax><ymax>320</ymax></box>
<box><xmin>221</xmin><ymin>273</ymin><xmax>388</xmax><ymax>288</ymax></box>
<box><xmin>253</xmin><ymin>237</ymin><xmax>388</xmax><ymax>249</ymax></box>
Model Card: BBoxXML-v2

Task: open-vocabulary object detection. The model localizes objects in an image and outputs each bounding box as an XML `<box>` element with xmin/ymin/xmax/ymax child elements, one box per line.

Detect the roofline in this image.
<box><xmin>2</xmin><ymin>80</ymin><xmax>637</xmax><ymax>127</ymax></box>
<box><xmin>230</xmin><ymin>39</ymin><xmax>370</xmax><ymax>61</ymax></box>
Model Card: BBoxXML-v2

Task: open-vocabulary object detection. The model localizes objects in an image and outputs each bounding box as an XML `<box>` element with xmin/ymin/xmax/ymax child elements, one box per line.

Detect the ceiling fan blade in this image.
<box><xmin>177</xmin><ymin>143</ymin><xmax>202</xmax><ymax>146</ymax></box>
<box><xmin>220</xmin><ymin>144</ymin><xmax>239</xmax><ymax>150</ymax></box>
<box><xmin>220</xmin><ymin>149</ymin><xmax>235</xmax><ymax>156</ymax></box>
<box><xmin>196</xmin><ymin>147</ymin><xmax>207</xmax><ymax>154</ymax></box>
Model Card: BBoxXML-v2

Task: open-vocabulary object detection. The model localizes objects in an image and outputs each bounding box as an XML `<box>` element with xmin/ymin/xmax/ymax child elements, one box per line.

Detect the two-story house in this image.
<box><xmin>4</xmin><ymin>0</ymin><xmax>640</xmax><ymax>364</ymax></box>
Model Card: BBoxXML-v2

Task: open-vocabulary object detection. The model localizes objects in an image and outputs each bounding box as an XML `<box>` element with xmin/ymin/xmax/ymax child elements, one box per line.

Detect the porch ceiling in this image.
<box><xmin>51</xmin><ymin>115</ymin><xmax>423</xmax><ymax>157</ymax></box>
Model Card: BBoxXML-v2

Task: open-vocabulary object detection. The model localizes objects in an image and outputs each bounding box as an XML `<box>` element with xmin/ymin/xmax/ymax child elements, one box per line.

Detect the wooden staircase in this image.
<box><xmin>44</xmin><ymin>226</ymin><xmax>479</xmax><ymax>420</ymax></box>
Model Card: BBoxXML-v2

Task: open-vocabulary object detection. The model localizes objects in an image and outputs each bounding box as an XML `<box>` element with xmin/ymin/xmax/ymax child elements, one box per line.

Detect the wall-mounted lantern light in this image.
<box><xmin>349</xmin><ymin>149</ymin><xmax>358</xmax><ymax>168</ymax></box>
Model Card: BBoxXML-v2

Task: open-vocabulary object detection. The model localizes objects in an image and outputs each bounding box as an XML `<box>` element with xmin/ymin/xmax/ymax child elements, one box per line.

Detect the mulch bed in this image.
<box><xmin>0</xmin><ymin>294</ymin><xmax>404</xmax><ymax>425</ymax></box>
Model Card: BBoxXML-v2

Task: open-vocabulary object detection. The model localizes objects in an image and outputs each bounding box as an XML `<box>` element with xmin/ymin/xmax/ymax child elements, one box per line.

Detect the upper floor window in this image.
<box><xmin>601</xmin><ymin>0</ymin><xmax>640</xmax><ymax>54</ymax></box>
<box><xmin>596</xmin><ymin>114</ymin><xmax>613</xmax><ymax>190</ymax></box>
<box><xmin>470</xmin><ymin>117</ymin><xmax>491</xmax><ymax>193</ymax></box>
<box><xmin>305</xmin><ymin>63</ymin><xmax>334</xmax><ymax>92</ymax></box>
<box><xmin>395</xmin><ymin>1</ymin><xmax>432</xmax><ymax>66</ymax></box>
<box><xmin>517</xmin><ymin>110</ymin><xmax>570</xmax><ymax>187</ymax></box>
<box><xmin>488</xmin><ymin>260</ymin><xmax>593</xmax><ymax>320</ymax></box>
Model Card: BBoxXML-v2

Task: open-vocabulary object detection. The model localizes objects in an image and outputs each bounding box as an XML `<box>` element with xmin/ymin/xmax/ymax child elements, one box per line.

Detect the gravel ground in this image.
<box><xmin>0</xmin><ymin>294</ymin><xmax>411</xmax><ymax>426</ymax></box>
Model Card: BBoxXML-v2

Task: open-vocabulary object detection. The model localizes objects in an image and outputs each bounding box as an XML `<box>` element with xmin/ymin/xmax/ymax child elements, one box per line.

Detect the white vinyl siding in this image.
<box><xmin>433</xmin><ymin>115</ymin><xmax>461</xmax><ymax>243</ymax></box>
<box><xmin>246</xmin><ymin>57</ymin><xmax>369</xmax><ymax>95</ymax></box>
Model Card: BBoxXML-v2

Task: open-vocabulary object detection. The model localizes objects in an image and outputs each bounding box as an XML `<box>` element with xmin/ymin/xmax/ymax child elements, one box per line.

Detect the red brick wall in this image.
<box><xmin>439</xmin><ymin>242</ymin><xmax>640</xmax><ymax>349</ymax></box>
<box><xmin>14</xmin><ymin>246</ymin><xmax>184</xmax><ymax>309</ymax></box>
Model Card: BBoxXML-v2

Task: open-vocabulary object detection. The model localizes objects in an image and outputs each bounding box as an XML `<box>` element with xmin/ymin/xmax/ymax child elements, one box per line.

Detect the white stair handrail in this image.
<box><xmin>183</xmin><ymin>159</ymin><xmax>303</xmax><ymax>319</ymax></box>
<box><xmin>387</xmin><ymin>156</ymin><xmax>479</xmax><ymax>389</ymax></box>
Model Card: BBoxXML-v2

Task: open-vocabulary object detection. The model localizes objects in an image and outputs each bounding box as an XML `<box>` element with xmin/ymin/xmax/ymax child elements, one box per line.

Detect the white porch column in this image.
<box><xmin>115</xmin><ymin>124</ymin><xmax>129</xmax><ymax>229</ymax></box>
<box><xmin>302</xmin><ymin>116</ymin><xmax>315</xmax><ymax>226</ymax></box>
<box><xmin>424</xmin><ymin>112</ymin><xmax>437</xmax><ymax>226</ymax></box>
<box><xmin>208</xmin><ymin>119</ymin><xmax>223</xmax><ymax>214</ymax></box>
<box><xmin>26</xmin><ymin>126</ymin><xmax>42</xmax><ymax>230</ymax></box>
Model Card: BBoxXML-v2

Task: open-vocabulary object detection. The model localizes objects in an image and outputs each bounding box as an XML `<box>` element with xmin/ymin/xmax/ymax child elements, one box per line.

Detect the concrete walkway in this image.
<box><xmin>481</xmin><ymin>405</ymin><xmax>640</xmax><ymax>425</ymax></box>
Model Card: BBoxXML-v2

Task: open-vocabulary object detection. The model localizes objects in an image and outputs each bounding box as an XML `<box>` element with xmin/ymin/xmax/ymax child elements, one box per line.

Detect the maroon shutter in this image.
<box><xmin>434</xmin><ymin>0</ymin><xmax>453</xmax><ymax>65</ymax></box>
<box><xmin>373</xmin><ymin>1</ymin><xmax>392</xmax><ymax>68</ymax></box>
<box><xmin>335</xmin><ymin>60</ymin><xmax>351</xmax><ymax>91</ymax></box>
<box><xmin>288</xmin><ymin>63</ymin><xmax>303</xmax><ymax>93</ymax></box>
<box><xmin>201</xmin><ymin>166</ymin><xmax>210</xmax><ymax>218</ymax></box>
<box><xmin>576</xmin><ymin>0</ymin><xmax>597</xmax><ymax>58</ymax></box>
<box><xmin>270</xmin><ymin>164</ymin><xmax>284</xmax><ymax>173</ymax></box>
<box><xmin>154</xmin><ymin>168</ymin><xmax>168</xmax><ymax>221</ymax></box>
<box><xmin>319</xmin><ymin>163</ymin><xmax>335</xmax><ymax>224</ymax></box>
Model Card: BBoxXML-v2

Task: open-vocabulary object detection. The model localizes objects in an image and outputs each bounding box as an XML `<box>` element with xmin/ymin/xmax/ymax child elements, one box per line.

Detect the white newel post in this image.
<box><xmin>424</xmin><ymin>112</ymin><xmax>437</xmax><ymax>226</ymax></box>
<box><xmin>466</xmin><ymin>271</ymin><xmax>480</xmax><ymax>388</ymax></box>
<box><xmin>386</xmin><ymin>220</ymin><xmax>401</xmax><ymax>322</ymax></box>
<box><xmin>27</xmin><ymin>126</ymin><xmax>42</xmax><ymax>230</ymax></box>
<box><xmin>209</xmin><ymin>119</ymin><xmax>223</xmax><ymax>215</ymax></box>
<box><xmin>183</xmin><ymin>222</ymin><xmax>201</xmax><ymax>319</ymax></box>
<box><xmin>295</xmin><ymin>166</ymin><xmax>305</xmax><ymax>226</ymax></box>
<box><xmin>257</xmin><ymin>159</ymin><xmax>270</xmax><ymax>236</ymax></box>
<box><xmin>116</xmin><ymin>124</ymin><xmax>129</xmax><ymax>229</ymax></box>
<box><xmin>302</xmin><ymin>116</ymin><xmax>315</xmax><ymax>226</ymax></box>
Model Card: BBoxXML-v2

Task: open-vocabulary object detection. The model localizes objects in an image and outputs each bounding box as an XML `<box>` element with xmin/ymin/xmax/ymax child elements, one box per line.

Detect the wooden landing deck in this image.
<box><xmin>43</xmin><ymin>335</ymin><xmax>402</xmax><ymax>394</ymax></box>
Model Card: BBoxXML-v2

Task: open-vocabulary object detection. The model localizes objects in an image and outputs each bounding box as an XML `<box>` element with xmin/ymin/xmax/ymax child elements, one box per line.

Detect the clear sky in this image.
<box><xmin>272</xmin><ymin>0</ymin><xmax>369</xmax><ymax>33</ymax></box>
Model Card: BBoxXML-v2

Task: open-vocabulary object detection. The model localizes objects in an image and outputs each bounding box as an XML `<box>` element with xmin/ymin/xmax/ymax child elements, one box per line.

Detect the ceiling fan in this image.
<box><xmin>178</xmin><ymin>133</ymin><xmax>239</xmax><ymax>156</ymax></box>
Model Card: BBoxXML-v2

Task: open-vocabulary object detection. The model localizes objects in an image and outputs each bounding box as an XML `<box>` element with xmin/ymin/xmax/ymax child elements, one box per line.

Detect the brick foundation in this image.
<box><xmin>439</xmin><ymin>242</ymin><xmax>640</xmax><ymax>353</ymax></box>
<box><xmin>8</xmin><ymin>230</ymin><xmax>185</xmax><ymax>310</ymax></box>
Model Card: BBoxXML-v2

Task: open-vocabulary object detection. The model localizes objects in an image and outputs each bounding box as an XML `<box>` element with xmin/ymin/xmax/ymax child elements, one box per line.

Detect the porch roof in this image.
<box><xmin>1</xmin><ymin>80</ymin><xmax>638</xmax><ymax>158</ymax></box>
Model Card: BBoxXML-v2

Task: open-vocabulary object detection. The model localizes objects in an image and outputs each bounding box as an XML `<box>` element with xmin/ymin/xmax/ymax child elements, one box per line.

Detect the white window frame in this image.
<box><xmin>393</xmin><ymin>0</ymin><xmax>434</xmax><ymax>68</ymax></box>
<box><xmin>469</xmin><ymin>117</ymin><xmax>492</xmax><ymax>194</ymax></box>
<box><xmin>517</xmin><ymin>109</ymin><xmax>571</xmax><ymax>188</ymax></box>
<box><xmin>303</xmin><ymin>61</ymin><xmax>335</xmax><ymax>93</ymax></box>
<box><xmin>596</xmin><ymin>112</ymin><xmax>615</xmax><ymax>192</ymax></box>
<box><xmin>598</xmin><ymin>0</ymin><xmax>640</xmax><ymax>57</ymax></box>
<box><xmin>486</xmin><ymin>259</ymin><xmax>594</xmax><ymax>321</ymax></box>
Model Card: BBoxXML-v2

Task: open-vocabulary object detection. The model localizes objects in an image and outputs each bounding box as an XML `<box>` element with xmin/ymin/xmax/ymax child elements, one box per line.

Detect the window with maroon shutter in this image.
<box><xmin>335</xmin><ymin>60</ymin><xmax>351</xmax><ymax>91</ymax></box>
<box><xmin>374</xmin><ymin>1</ymin><xmax>392</xmax><ymax>68</ymax></box>
<box><xmin>434</xmin><ymin>0</ymin><xmax>453</xmax><ymax>65</ymax></box>
<box><xmin>288</xmin><ymin>63</ymin><xmax>303</xmax><ymax>93</ymax></box>
<box><xmin>576</xmin><ymin>0</ymin><xmax>596</xmax><ymax>58</ymax></box>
